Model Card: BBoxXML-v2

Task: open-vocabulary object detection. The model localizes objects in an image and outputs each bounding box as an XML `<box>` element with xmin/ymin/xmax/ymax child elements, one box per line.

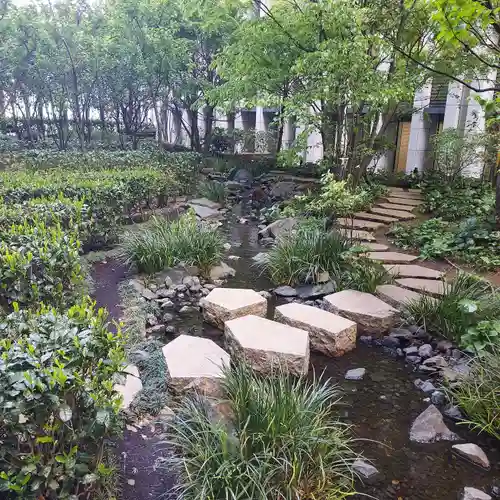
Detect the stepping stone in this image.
<box><xmin>366</xmin><ymin>252</ymin><xmax>418</xmax><ymax>264</ymax></box>
<box><xmin>225</xmin><ymin>315</ymin><xmax>310</xmax><ymax>376</ymax></box>
<box><xmin>201</xmin><ymin>288</ymin><xmax>267</xmax><ymax>330</ymax></box>
<box><xmin>389</xmin><ymin>187</ymin><xmax>421</xmax><ymax>193</ymax></box>
<box><xmin>162</xmin><ymin>335</ymin><xmax>230</xmax><ymax>394</ymax></box>
<box><xmin>376</xmin><ymin>284</ymin><xmax>424</xmax><ymax>309</ymax></box>
<box><xmin>353</xmin><ymin>211</ymin><xmax>399</xmax><ymax>223</ymax></box>
<box><xmin>189</xmin><ymin>197</ymin><xmax>222</xmax><ymax>210</ymax></box>
<box><xmin>357</xmin><ymin>242</ymin><xmax>389</xmax><ymax>251</ymax></box>
<box><xmin>385</xmin><ymin>197</ymin><xmax>423</xmax><ymax>207</ymax></box>
<box><xmin>115</xmin><ymin>365</ymin><xmax>143</xmax><ymax>410</ymax></box>
<box><xmin>337</xmin><ymin>218</ymin><xmax>384</xmax><ymax>231</ymax></box>
<box><xmin>189</xmin><ymin>203</ymin><xmax>220</xmax><ymax>219</ymax></box>
<box><xmin>388</xmin><ymin>190</ymin><xmax>423</xmax><ymax>199</ymax></box>
<box><xmin>370</xmin><ymin>207</ymin><xmax>415</xmax><ymax>220</ymax></box>
<box><xmin>338</xmin><ymin>229</ymin><xmax>376</xmax><ymax>241</ymax></box>
<box><xmin>383</xmin><ymin>264</ymin><xmax>444</xmax><ymax>279</ymax></box>
<box><xmin>410</xmin><ymin>404</ymin><xmax>460</xmax><ymax>443</ymax></box>
<box><xmin>376</xmin><ymin>202</ymin><xmax>418</xmax><ymax>212</ymax></box>
<box><xmin>324</xmin><ymin>290</ymin><xmax>398</xmax><ymax>334</ymax></box>
<box><xmin>275</xmin><ymin>303</ymin><xmax>357</xmax><ymax>357</ymax></box>
<box><xmin>396</xmin><ymin>278</ymin><xmax>448</xmax><ymax>296</ymax></box>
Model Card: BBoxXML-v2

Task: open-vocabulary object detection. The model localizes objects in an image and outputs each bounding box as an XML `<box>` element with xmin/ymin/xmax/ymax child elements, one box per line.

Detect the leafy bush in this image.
<box><xmin>198</xmin><ymin>180</ymin><xmax>226</xmax><ymax>205</ymax></box>
<box><xmin>389</xmin><ymin>216</ymin><xmax>500</xmax><ymax>270</ymax></box>
<box><xmin>0</xmin><ymin>300</ymin><xmax>125</xmax><ymax>498</ymax></box>
<box><xmin>339</xmin><ymin>255</ymin><xmax>393</xmax><ymax>293</ymax></box>
<box><xmin>120</xmin><ymin>212</ymin><xmax>224</xmax><ymax>275</ymax></box>
<box><xmin>447</xmin><ymin>347</ymin><xmax>500</xmax><ymax>440</ymax></box>
<box><xmin>0</xmin><ymin>220</ymin><xmax>84</xmax><ymax>311</ymax></box>
<box><xmin>405</xmin><ymin>273</ymin><xmax>500</xmax><ymax>352</ymax></box>
<box><xmin>164</xmin><ymin>363</ymin><xmax>358</xmax><ymax>499</ymax></box>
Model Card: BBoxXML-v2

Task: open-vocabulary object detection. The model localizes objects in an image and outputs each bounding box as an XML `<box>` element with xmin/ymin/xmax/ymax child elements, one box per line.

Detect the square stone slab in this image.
<box><xmin>225</xmin><ymin>315</ymin><xmax>310</xmax><ymax>376</ymax></box>
<box><xmin>385</xmin><ymin>197</ymin><xmax>422</xmax><ymax>207</ymax></box>
<box><xmin>370</xmin><ymin>207</ymin><xmax>416</xmax><ymax>220</ymax></box>
<box><xmin>189</xmin><ymin>197</ymin><xmax>222</xmax><ymax>210</ymax></box>
<box><xmin>115</xmin><ymin>365</ymin><xmax>143</xmax><ymax>410</ymax></box>
<box><xmin>357</xmin><ymin>242</ymin><xmax>389</xmax><ymax>251</ymax></box>
<box><xmin>354</xmin><ymin>211</ymin><xmax>399</xmax><ymax>223</ymax></box>
<box><xmin>201</xmin><ymin>288</ymin><xmax>267</xmax><ymax>329</ymax></box>
<box><xmin>376</xmin><ymin>284</ymin><xmax>424</xmax><ymax>309</ymax></box>
<box><xmin>275</xmin><ymin>303</ymin><xmax>357</xmax><ymax>357</ymax></box>
<box><xmin>337</xmin><ymin>218</ymin><xmax>384</xmax><ymax>231</ymax></box>
<box><xmin>396</xmin><ymin>278</ymin><xmax>448</xmax><ymax>296</ymax></box>
<box><xmin>338</xmin><ymin>229</ymin><xmax>376</xmax><ymax>241</ymax></box>
<box><xmin>388</xmin><ymin>188</ymin><xmax>423</xmax><ymax>198</ymax></box>
<box><xmin>162</xmin><ymin>335</ymin><xmax>230</xmax><ymax>393</ymax></box>
<box><xmin>324</xmin><ymin>290</ymin><xmax>398</xmax><ymax>334</ymax></box>
<box><xmin>384</xmin><ymin>264</ymin><xmax>444</xmax><ymax>279</ymax></box>
<box><xmin>376</xmin><ymin>202</ymin><xmax>418</xmax><ymax>212</ymax></box>
<box><xmin>366</xmin><ymin>252</ymin><xmax>418</xmax><ymax>264</ymax></box>
<box><xmin>189</xmin><ymin>203</ymin><xmax>220</xmax><ymax>219</ymax></box>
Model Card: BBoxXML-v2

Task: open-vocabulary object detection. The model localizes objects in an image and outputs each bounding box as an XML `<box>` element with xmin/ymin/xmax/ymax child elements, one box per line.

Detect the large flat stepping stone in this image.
<box><xmin>388</xmin><ymin>187</ymin><xmax>422</xmax><ymax>196</ymax></box>
<box><xmin>324</xmin><ymin>290</ymin><xmax>398</xmax><ymax>334</ymax></box>
<box><xmin>201</xmin><ymin>288</ymin><xmax>267</xmax><ymax>329</ymax></box>
<box><xmin>224</xmin><ymin>315</ymin><xmax>310</xmax><ymax>376</ymax></box>
<box><xmin>370</xmin><ymin>207</ymin><xmax>415</xmax><ymax>220</ymax></box>
<box><xmin>189</xmin><ymin>203</ymin><xmax>220</xmax><ymax>219</ymax></box>
<box><xmin>189</xmin><ymin>197</ymin><xmax>222</xmax><ymax>210</ymax></box>
<box><xmin>385</xmin><ymin>197</ymin><xmax>422</xmax><ymax>207</ymax></box>
<box><xmin>275</xmin><ymin>303</ymin><xmax>357</xmax><ymax>357</ymax></box>
<box><xmin>377</xmin><ymin>202</ymin><xmax>418</xmax><ymax>212</ymax></box>
<box><xmin>354</xmin><ymin>211</ymin><xmax>399</xmax><ymax>223</ymax></box>
<box><xmin>162</xmin><ymin>335</ymin><xmax>230</xmax><ymax>393</ymax></box>
<box><xmin>337</xmin><ymin>218</ymin><xmax>384</xmax><ymax>231</ymax></box>
<box><xmin>388</xmin><ymin>190</ymin><xmax>423</xmax><ymax>200</ymax></box>
<box><xmin>358</xmin><ymin>242</ymin><xmax>389</xmax><ymax>251</ymax></box>
<box><xmin>366</xmin><ymin>251</ymin><xmax>418</xmax><ymax>264</ymax></box>
<box><xmin>115</xmin><ymin>365</ymin><xmax>143</xmax><ymax>410</ymax></box>
<box><xmin>376</xmin><ymin>284</ymin><xmax>424</xmax><ymax>309</ymax></box>
<box><xmin>338</xmin><ymin>229</ymin><xmax>376</xmax><ymax>241</ymax></box>
<box><xmin>384</xmin><ymin>264</ymin><xmax>444</xmax><ymax>279</ymax></box>
<box><xmin>396</xmin><ymin>278</ymin><xmax>448</xmax><ymax>296</ymax></box>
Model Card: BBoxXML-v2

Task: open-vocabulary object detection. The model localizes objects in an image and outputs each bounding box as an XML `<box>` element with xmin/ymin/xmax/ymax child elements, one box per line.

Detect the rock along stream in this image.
<box><xmin>91</xmin><ymin>199</ymin><xmax>500</xmax><ymax>500</ymax></box>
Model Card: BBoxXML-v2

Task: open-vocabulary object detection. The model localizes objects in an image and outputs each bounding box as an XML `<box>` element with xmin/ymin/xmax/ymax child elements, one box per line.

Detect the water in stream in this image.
<box><xmin>91</xmin><ymin>201</ymin><xmax>500</xmax><ymax>500</ymax></box>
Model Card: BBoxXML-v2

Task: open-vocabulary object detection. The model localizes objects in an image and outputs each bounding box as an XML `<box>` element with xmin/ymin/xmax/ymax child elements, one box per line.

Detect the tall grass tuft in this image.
<box><xmin>264</xmin><ymin>226</ymin><xmax>351</xmax><ymax>285</ymax></box>
<box><xmin>447</xmin><ymin>347</ymin><xmax>500</xmax><ymax>440</ymax></box>
<box><xmin>340</xmin><ymin>256</ymin><xmax>394</xmax><ymax>293</ymax></box>
<box><xmin>120</xmin><ymin>212</ymin><xmax>223</xmax><ymax>275</ymax></box>
<box><xmin>164</xmin><ymin>363</ymin><xmax>359</xmax><ymax>500</ymax></box>
<box><xmin>198</xmin><ymin>180</ymin><xmax>226</xmax><ymax>205</ymax></box>
<box><xmin>404</xmin><ymin>272</ymin><xmax>499</xmax><ymax>345</ymax></box>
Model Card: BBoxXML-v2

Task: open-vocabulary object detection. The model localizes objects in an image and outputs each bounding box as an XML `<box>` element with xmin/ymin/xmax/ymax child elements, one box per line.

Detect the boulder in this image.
<box><xmin>252</xmin><ymin>252</ymin><xmax>269</xmax><ymax>265</ymax></box>
<box><xmin>452</xmin><ymin>444</ymin><xmax>490</xmax><ymax>469</ymax></box>
<box><xmin>275</xmin><ymin>303</ymin><xmax>356</xmax><ymax>357</ymax></box>
<box><xmin>409</xmin><ymin>404</ymin><xmax>460</xmax><ymax>443</ymax></box>
<box><xmin>258</xmin><ymin>217</ymin><xmax>297</xmax><ymax>239</ymax></box>
<box><xmin>461</xmin><ymin>488</ymin><xmax>492</xmax><ymax>500</ymax></box>
<box><xmin>324</xmin><ymin>290</ymin><xmax>398</xmax><ymax>334</ymax></box>
<box><xmin>228</xmin><ymin>167</ymin><xmax>253</xmax><ymax>185</ymax></box>
<box><xmin>270</xmin><ymin>181</ymin><xmax>296</xmax><ymax>199</ymax></box>
<box><xmin>225</xmin><ymin>315</ymin><xmax>310</xmax><ymax>376</ymax></box>
<box><xmin>274</xmin><ymin>285</ymin><xmax>297</xmax><ymax>297</ymax></box>
<box><xmin>162</xmin><ymin>335</ymin><xmax>230</xmax><ymax>394</ymax></box>
<box><xmin>201</xmin><ymin>287</ymin><xmax>267</xmax><ymax>330</ymax></box>
<box><xmin>296</xmin><ymin>281</ymin><xmax>336</xmax><ymax>299</ymax></box>
<box><xmin>209</xmin><ymin>262</ymin><xmax>236</xmax><ymax>281</ymax></box>
<box><xmin>353</xmin><ymin>459</ymin><xmax>380</xmax><ymax>483</ymax></box>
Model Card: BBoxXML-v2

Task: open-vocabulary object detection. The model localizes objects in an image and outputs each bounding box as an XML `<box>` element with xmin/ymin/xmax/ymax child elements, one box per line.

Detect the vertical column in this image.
<box><xmin>282</xmin><ymin>118</ymin><xmax>296</xmax><ymax>150</ymax></box>
<box><xmin>443</xmin><ymin>81</ymin><xmax>467</xmax><ymax>130</ymax></box>
<box><xmin>181</xmin><ymin>109</ymin><xmax>191</xmax><ymax>148</ymax></box>
<box><xmin>406</xmin><ymin>81</ymin><xmax>432</xmax><ymax>174</ymax></box>
<box><xmin>255</xmin><ymin>106</ymin><xmax>268</xmax><ymax>152</ymax></box>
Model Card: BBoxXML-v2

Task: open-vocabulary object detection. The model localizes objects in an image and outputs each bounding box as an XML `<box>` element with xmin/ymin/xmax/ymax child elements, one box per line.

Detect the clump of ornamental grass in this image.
<box><xmin>198</xmin><ymin>180</ymin><xmax>226</xmax><ymax>205</ymax></box>
<box><xmin>340</xmin><ymin>256</ymin><xmax>394</xmax><ymax>293</ymax></box>
<box><xmin>404</xmin><ymin>272</ymin><xmax>499</xmax><ymax>348</ymax></box>
<box><xmin>163</xmin><ymin>363</ymin><xmax>359</xmax><ymax>500</ymax></box>
<box><xmin>120</xmin><ymin>212</ymin><xmax>223</xmax><ymax>275</ymax></box>
<box><xmin>446</xmin><ymin>347</ymin><xmax>500</xmax><ymax>441</ymax></box>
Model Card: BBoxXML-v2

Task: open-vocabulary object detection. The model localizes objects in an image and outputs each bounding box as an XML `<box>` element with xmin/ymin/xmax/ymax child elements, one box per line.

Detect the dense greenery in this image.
<box><xmin>0</xmin><ymin>300</ymin><xmax>125</xmax><ymax>498</ymax></box>
<box><xmin>405</xmin><ymin>273</ymin><xmax>500</xmax><ymax>353</ymax></box>
<box><xmin>447</xmin><ymin>347</ymin><xmax>500</xmax><ymax>441</ymax></box>
<box><xmin>120</xmin><ymin>213</ymin><xmax>224</xmax><ymax>275</ymax></box>
<box><xmin>165</xmin><ymin>363</ymin><xmax>358</xmax><ymax>499</ymax></box>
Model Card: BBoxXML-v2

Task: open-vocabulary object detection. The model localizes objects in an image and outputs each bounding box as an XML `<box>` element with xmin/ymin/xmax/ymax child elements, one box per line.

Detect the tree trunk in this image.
<box><xmin>496</xmin><ymin>166</ymin><xmax>500</xmax><ymax>229</ymax></box>
<box><xmin>202</xmin><ymin>105</ymin><xmax>214</xmax><ymax>154</ymax></box>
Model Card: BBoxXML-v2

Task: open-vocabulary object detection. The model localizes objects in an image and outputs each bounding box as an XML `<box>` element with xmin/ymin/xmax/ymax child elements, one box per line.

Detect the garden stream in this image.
<box><xmin>91</xmin><ymin>200</ymin><xmax>500</xmax><ymax>500</ymax></box>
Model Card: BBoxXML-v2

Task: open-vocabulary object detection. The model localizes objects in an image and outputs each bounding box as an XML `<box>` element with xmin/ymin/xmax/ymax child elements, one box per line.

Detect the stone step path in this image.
<box><xmin>366</xmin><ymin>251</ymin><xmax>418</xmax><ymax>264</ymax></box>
<box><xmin>396</xmin><ymin>277</ymin><xmax>448</xmax><ymax>296</ymax></box>
<box><xmin>339</xmin><ymin>228</ymin><xmax>376</xmax><ymax>241</ymax></box>
<box><xmin>361</xmin><ymin>242</ymin><xmax>389</xmax><ymax>251</ymax></box>
<box><xmin>385</xmin><ymin>197</ymin><xmax>423</xmax><ymax>207</ymax></box>
<box><xmin>337</xmin><ymin>217</ymin><xmax>385</xmax><ymax>231</ymax></box>
<box><xmin>354</xmin><ymin>211</ymin><xmax>399</xmax><ymax>223</ymax></box>
<box><xmin>376</xmin><ymin>202</ymin><xmax>419</xmax><ymax>212</ymax></box>
<box><xmin>375</xmin><ymin>284</ymin><xmax>425</xmax><ymax>309</ymax></box>
<box><xmin>384</xmin><ymin>264</ymin><xmax>444</xmax><ymax>279</ymax></box>
<box><xmin>369</xmin><ymin>206</ymin><xmax>416</xmax><ymax>220</ymax></box>
<box><xmin>388</xmin><ymin>191</ymin><xmax>423</xmax><ymax>200</ymax></box>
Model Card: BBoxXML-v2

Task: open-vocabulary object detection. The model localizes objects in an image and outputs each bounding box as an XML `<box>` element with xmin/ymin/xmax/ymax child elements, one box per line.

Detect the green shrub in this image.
<box><xmin>120</xmin><ymin>212</ymin><xmax>224</xmax><ymax>275</ymax></box>
<box><xmin>0</xmin><ymin>220</ymin><xmax>84</xmax><ymax>311</ymax></box>
<box><xmin>164</xmin><ymin>363</ymin><xmax>358</xmax><ymax>499</ymax></box>
<box><xmin>447</xmin><ymin>347</ymin><xmax>500</xmax><ymax>440</ymax></box>
<box><xmin>198</xmin><ymin>180</ymin><xmax>226</xmax><ymax>205</ymax></box>
<box><xmin>0</xmin><ymin>299</ymin><xmax>125</xmax><ymax>498</ymax></box>
<box><xmin>264</xmin><ymin>226</ymin><xmax>350</xmax><ymax>285</ymax></box>
<box><xmin>405</xmin><ymin>273</ymin><xmax>500</xmax><ymax>352</ymax></box>
<box><xmin>339</xmin><ymin>256</ymin><xmax>393</xmax><ymax>293</ymax></box>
